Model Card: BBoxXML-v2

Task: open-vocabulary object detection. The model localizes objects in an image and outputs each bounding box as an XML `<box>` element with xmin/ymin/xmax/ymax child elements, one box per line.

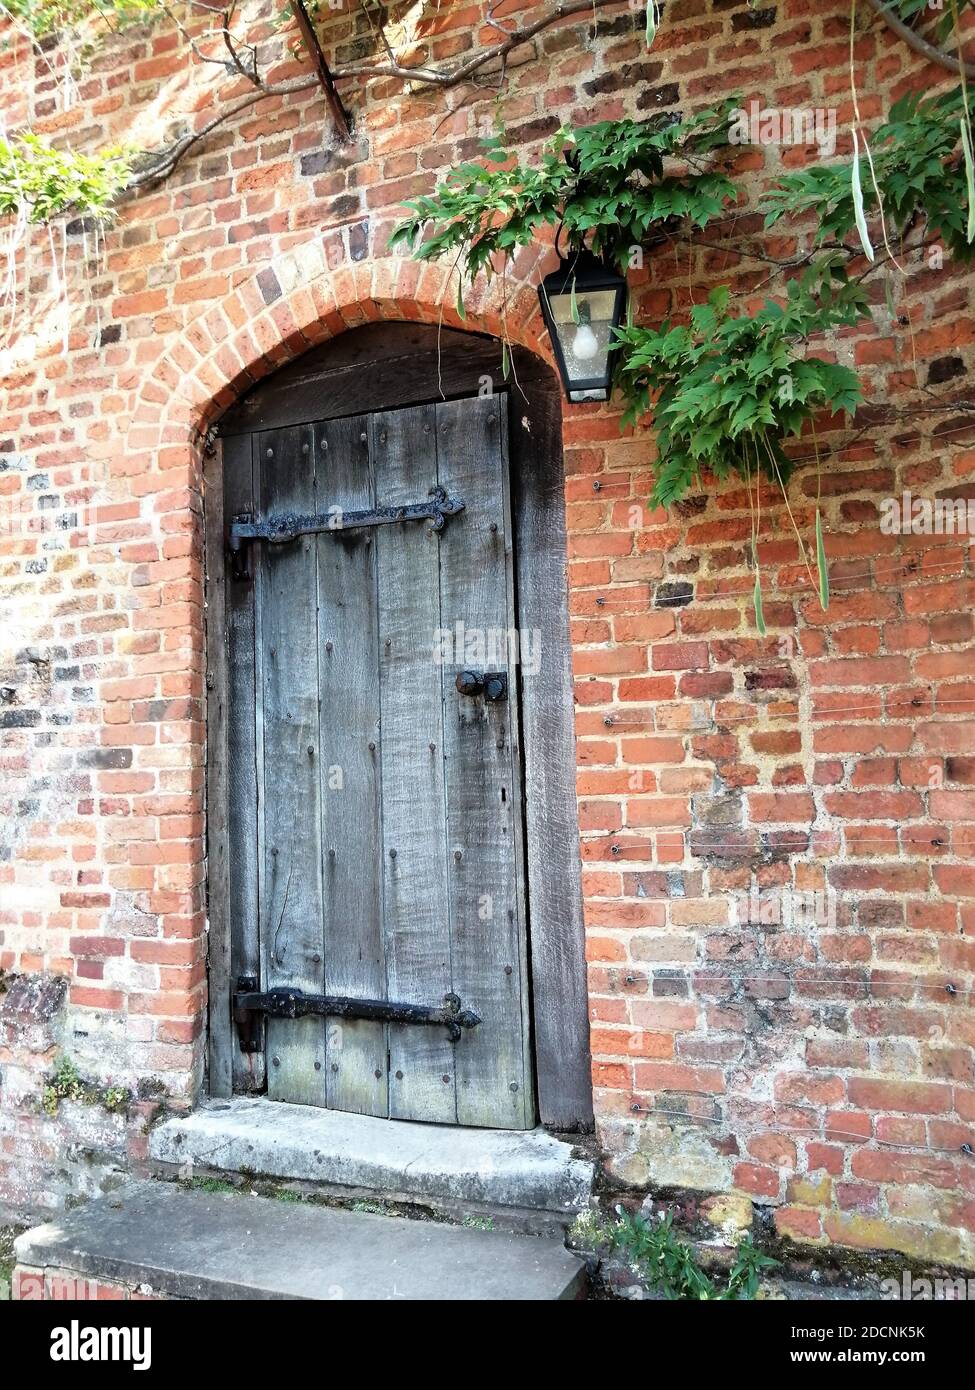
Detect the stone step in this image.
<box><xmin>15</xmin><ymin>1181</ymin><xmax>587</xmax><ymax>1301</ymax></box>
<box><xmin>149</xmin><ymin>1097</ymin><xmax>594</xmax><ymax>1229</ymax></box>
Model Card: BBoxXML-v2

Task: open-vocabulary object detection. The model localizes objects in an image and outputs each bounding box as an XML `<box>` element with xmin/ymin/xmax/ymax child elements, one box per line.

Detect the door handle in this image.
<box><xmin>455</xmin><ymin>670</ymin><xmax>508</xmax><ymax>701</ymax></box>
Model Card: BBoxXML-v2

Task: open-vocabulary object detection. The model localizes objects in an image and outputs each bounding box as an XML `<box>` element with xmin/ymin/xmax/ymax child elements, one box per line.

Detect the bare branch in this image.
<box><xmin>127</xmin><ymin>76</ymin><xmax>317</xmax><ymax>187</ymax></box>
<box><xmin>160</xmin><ymin>2</ymin><xmax>236</xmax><ymax>76</ymax></box>
<box><xmin>127</xmin><ymin>0</ymin><xmax>627</xmax><ymax>188</ymax></box>
<box><xmin>865</xmin><ymin>0</ymin><xmax>975</xmax><ymax>79</ymax></box>
<box><xmin>220</xmin><ymin>0</ymin><xmax>261</xmax><ymax>87</ymax></box>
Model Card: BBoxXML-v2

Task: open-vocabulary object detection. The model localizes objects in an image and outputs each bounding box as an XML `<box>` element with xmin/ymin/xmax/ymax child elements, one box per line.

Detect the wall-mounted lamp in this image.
<box><xmin>537</xmin><ymin>249</ymin><xmax>627</xmax><ymax>403</ymax></box>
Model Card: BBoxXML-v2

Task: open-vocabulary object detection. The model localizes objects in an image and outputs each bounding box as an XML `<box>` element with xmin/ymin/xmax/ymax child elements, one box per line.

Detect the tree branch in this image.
<box><xmin>127</xmin><ymin>0</ymin><xmax>628</xmax><ymax>187</ymax></box>
<box><xmin>865</xmin><ymin>0</ymin><xmax>975</xmax><ymax>78</ymax></box>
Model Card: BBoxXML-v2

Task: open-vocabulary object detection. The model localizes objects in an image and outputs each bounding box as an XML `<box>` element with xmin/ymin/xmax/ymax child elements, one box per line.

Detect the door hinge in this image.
<box><xmin>228</xmin><ymin>486</ymin><xmax>465</xmax><ymax>580</ymax></box>
<box><xmin>233</xmin><ymin>976</ymin><xmax>481</xmax><ymax>1052</ymax></box>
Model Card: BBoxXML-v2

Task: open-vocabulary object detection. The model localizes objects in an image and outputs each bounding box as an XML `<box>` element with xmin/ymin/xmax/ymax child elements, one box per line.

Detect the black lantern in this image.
<box><xmin>538</xmin><ymin>249</ymin><xmax>627</xmax><ymax>403</ymax></box>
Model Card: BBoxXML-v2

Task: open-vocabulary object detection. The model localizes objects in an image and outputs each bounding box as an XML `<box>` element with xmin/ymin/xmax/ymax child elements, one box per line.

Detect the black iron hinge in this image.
<box><xmin>228</xmin><ymin>485</ymin><xmax>465</xmax><ymax>580</ymax></box>
<box><xmin>233</xmin><ymin>976</ymin><xmax>481</xmax><ymax>1052</ymax></box>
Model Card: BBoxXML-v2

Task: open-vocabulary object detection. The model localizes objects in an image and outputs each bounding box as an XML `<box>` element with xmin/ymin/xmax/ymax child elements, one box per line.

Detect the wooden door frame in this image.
<box><xmin>204</xmin><ymin>322</ymin><xmax>594</xmax><ymax>1133</ymax></box>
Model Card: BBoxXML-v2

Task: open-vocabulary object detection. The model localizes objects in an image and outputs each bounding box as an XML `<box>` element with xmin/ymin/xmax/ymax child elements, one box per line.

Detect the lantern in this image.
<box><xmin>537</xmin><ymin>249</ymin><xmax>627</xmax><ymax>403</ymax></box>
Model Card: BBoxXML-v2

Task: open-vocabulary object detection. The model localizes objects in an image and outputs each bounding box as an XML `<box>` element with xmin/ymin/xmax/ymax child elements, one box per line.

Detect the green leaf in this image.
<box><xmin>646</xmin><ymin>0</ymin><xmax>659</xmax><ymax>48</ymax></box>
<box><xmin>815</xmin><ymin>508</ymin><xmax>829</xmax><ymax>611</ymax></box>
<box><xmin>455</xmin><ymin>273</ymin><xmax>467</xmax><ymax>321</ymax></box>
<box><xmin>961</xmin><ymin>117</ymin><xmax>975</xmax><ymax>243</ymax></box>
<box><xmin>850</xmin><ymin>130</ymin><xmax>875</xmax><ymax>263</ymax></box>
<box><xmin>502</xmin><ymin>341</ymin><xmax>511</xmax><ymax>380</ymax></box>
<box><xmin>751</xmin><ymin>564</ymin><xmax>767</xmax><ymax>636</ymax></box>
<box><xmin>753</xmin><ymin>566</ymin><xmax>767</xmax><ymax>635</ymax></box>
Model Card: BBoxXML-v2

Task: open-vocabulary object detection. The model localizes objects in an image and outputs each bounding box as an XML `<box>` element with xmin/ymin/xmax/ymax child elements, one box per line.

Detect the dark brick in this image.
<box><xmin>653</xmin><ymin>969</ymin><xmax>689</xmax><ymax>998</ymax></box>
<box><xmin>732</xmin><ymin>6</ymin><xmax>777</xmax><ymax>29</ymax></box>
<box><xmin>744</xmin><ymin>668</ymin><xmax>798</xmax><ymax>691</ymax></box>
<box><xmin>330</xmin><ymin>194</ymin><xmax>361</xmax><ymax>221</ymax></box>
<box><xmin>256</xmin><ymin>267</ymin><xmax>282</xmax><ymax>305</ymax></box>
<box><xmin>348</xmin><ymin>219</ymin><xmax>369</xmax><ymax>262</ymax></box>
<box><xmin>927</xmin><ymin>355</ymin><xmax>964</xmax><ymax>385</ymax></box>
<box><xmin>79</xmin><ymin>748</ymin><xmax>133</xmax><ymax>769</ymax></box>
<box><xmin>0</xmin><ymin>709</ymin><xmax>40</xmax><ymax>728</ymax></box>
<box><xmin>593</xmin><ymin>12</ymin><xmax>641</xmax><ymax>39</ymax></box>
<box><xmin>583</xmin><ymin>61</ymin><xmax>662</xmax><ymax>97</ymax></box>
<box><xmin>506</xmin><ymin>117</ymin><xmax>561</xmax><ymax>147</ymax></box>
<box><xmin>655</xmin><ymin>580</ymin><xmax>694</xmax><ymax>608</ymax></box>
<box><xmin>300</xmin><ymin>150</ymin><xmax>332</xmax><ymax>177</ymax></box>
<box><xmin>636</xmin><ymin>84</ymin><xmax>680</xmax><ymax>112</ymax></box>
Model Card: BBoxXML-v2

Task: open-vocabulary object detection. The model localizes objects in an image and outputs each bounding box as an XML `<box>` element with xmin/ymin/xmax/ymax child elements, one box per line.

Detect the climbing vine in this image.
<box><xmin>390</xmin><ymin>4</ymin><xmax>975</xmax><ymax>622</ymax></box>
<box><xmin>613</xmin><ymin>265</ymin><xmax>866</xmax><ymax>507</ymax></box>
<box><xmin>764</xmin><ymin>86</ymin><xmax>975</xmax><ymax>262</ymax></box>
<box><xmin>0</xmin><ymin>2</ymin><xmax>974</xmax><ymax>617</ymax></box>
<box><xmin>390</xmin><ymin>108</ymin><xmax>739</xmax><ymax>281</ymax></box>
<box><xmin>0</xmin><ymin>133</ymin><xmax>130</xmax><ymax>224</ymax></box>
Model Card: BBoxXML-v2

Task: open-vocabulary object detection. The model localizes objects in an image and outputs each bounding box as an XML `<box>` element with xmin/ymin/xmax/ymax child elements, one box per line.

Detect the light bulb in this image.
<box><xmin>571</xmin><ymin>321</ymin><xmax>600</xmax><ymax>360</ymax></box>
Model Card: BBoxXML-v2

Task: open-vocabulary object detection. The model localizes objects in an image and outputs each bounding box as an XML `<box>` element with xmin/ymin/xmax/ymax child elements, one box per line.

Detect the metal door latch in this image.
<box><xmin>233</xmin><ymin>976</ymin><xmax>481</xmax><ymax>1052</ymax></box>
<box><xmin>455</xmin><ymin>670</ymin><xmax>508</xmax><ymax>701</ymax></box>
<box><xmin>228</xmin><ymin>486</ymin><xmax>465</xmax><ymax>580</ymax></box>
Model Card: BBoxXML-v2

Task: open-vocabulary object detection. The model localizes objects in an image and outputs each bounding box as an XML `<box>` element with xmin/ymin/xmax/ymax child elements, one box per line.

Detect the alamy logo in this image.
<box><xmin>736</xmin><ymin>888</ymin><xmax>837</xmax><ymax>930</ymax></box>
<box><xmin>432</xmin><ymin>621</ymin><xmax>540</xmax><ymax>676</ymax></box>
<box><xmin>50</xmin><ymin>1320</ymin><xmax>152</xmax><ymax>1370</ymax></box>
<box><xmin>729</xmin><ymin>99</ymin><xmax>837</xmax><ymax>157</ymax></box>
<box><xmin>881</xmin><ymin>1271</ymin><xmax>975</xmax><ymax>1300</ymax></box>
<box><xmin>880</xmin><ymin>491</ymin><xmax>975</xmax><ymax>536</ymax></box>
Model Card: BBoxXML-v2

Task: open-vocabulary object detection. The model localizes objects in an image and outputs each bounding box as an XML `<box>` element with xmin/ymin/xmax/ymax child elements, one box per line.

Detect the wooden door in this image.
<box><xmin>223</xmin><ymin>394</ymin><xmax>534</xmax><ymax>1129</ymax></box>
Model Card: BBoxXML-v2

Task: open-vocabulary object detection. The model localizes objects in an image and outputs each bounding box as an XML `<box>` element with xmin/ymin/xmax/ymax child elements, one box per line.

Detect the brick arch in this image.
<box><xmin>126</xmin><ymin>242</ymin><xmax>561</xmax><ymax>1103</ymax></box>
<box><xmin>134</xmin><ymin>246</ymin><xmax>556</xmax><ymax>463</ymax></box>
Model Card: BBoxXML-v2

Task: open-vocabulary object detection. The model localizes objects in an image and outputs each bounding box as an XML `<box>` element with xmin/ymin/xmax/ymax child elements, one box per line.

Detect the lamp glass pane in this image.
<box><xmin>546</xmin><ymin>287</ymin><xmax>618</xmax><ymax>396</ymax></box>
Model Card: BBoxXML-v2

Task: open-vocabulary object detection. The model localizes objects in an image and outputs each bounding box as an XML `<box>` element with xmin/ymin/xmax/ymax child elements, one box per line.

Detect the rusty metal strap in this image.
<box><xmin>233</xmin><ymin>976</ymin><xmax>481</xmax><ymax>1051</ymax></box>
<box><xmin>228</xmin><ymin>485</ymin><xmax>465</xmax><ymax>578</ymax></box>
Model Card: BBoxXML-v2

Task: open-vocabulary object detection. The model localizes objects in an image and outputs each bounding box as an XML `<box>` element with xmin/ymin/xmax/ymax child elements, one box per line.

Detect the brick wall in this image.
<box><xmin>0</xmin><ymin>1</ymin><xmax>972</xmax><ymax>1268</ymax></box>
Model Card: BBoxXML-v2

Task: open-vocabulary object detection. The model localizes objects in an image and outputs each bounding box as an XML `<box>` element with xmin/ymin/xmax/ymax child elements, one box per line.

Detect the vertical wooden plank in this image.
<box><xmin>204</xmin><ymin>442</ymin><xmax>232</xmax><ymax>1099</ymax></box>
<box><xmin>436</xmin><ymin>395</ymin><xmax>533</xmax><ymax>1129</ymax></box>
<box><xmin>375</xmin><ymin>404</ymin><xmax>456</xmax><ymax>1124</ymax></box>
<box><xmin>510</xmin><ymin>381</ymin><xmax>594</xmax><ymax>1131</ymax></box>
<box><xmin>258</xmin><ymin>424</ymin><xmax>327</xmax><ymax>1105</ymax></box>
<box><xmin>223</xmin><ymin>432</ymin><xmax>264</xmax><ymax>1094</ymax></box>
<box><xmin>316</xmin><ymin>414</ymin><xmax>387</xmax><ymax>1117</ymax></box>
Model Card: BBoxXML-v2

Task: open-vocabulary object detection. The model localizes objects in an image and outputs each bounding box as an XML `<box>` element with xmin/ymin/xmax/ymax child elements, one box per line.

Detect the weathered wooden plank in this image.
<box><xmin>510</xmin><ymin>379</ymin><xmax>593</xmax><ymax>1131</ymax></box>
<box><xmin>375</xmin><ymin>403</ymin><xmax>456</xmax><ymax>1124</ymax></box>
<box><xmin>435</xmin><ymin>395</ymin><xmax>533</xmax><ymax>1129</ymax></box>
<box><xmin>219</xmin><ymin>327</ymin><xmax>504</xmax><ymax>436</ymax></box>
<box><xmin>221</xmin><ymin>433</ymin><xmax>265</xmax><ymax>1094</ymax></box>
<box><xmin>204</xmin><ymin>442</ymin><xmax>232</xmax><ymax>1099</ymax></box>
<box><xmin>315</xmin><ymin>414</ymin><xmax>387</xmax><ymax>1117</ymax></box>
<box><xmin>258</xmin><ymin>424</ymin><xmax>327</xmax><ymax>1105</ymax></box>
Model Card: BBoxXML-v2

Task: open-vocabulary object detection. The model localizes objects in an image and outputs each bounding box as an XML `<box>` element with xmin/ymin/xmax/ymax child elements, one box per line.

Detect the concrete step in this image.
<box><xmin>15</xmin><ymin>1181</ymin><xmax>587</xmax><ymax>1301</ymax></box>
<box><xmin>149</xmin><ymin>1097</ymin><xmax>594</xmax><ymax>1229</ymax></box>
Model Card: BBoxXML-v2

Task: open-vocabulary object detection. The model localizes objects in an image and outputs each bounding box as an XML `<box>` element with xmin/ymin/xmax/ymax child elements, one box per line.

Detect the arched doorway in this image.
<box><xmin>203</xmin><ymin>323</ymin><xmax>593</xmax><ymax>1133</ymax></box>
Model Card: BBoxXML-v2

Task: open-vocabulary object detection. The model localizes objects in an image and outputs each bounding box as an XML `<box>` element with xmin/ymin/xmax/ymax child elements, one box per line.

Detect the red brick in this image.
<box><xmin>846</xmin><ymin>1078</ymin><xmax>953</xmax><ymax>1115</ymax></box>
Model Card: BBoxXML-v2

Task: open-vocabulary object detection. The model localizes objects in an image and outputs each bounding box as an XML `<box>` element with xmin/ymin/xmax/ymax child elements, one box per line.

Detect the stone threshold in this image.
<box><xmin>15</xmin><ymin>1180</ymin><xmax>587</xmax><ymax>1301</ymax></box>
<box><xmin>148</xmin><ymin>1097</ymin><xmax>595</xmax><ymax>1229</ymax></box>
